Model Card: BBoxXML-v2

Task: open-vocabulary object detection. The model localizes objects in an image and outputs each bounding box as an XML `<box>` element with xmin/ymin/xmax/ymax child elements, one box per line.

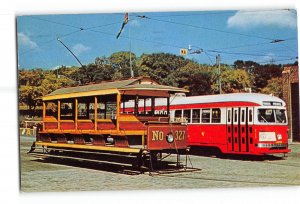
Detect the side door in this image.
<box><xmin>247</xmin><ymin>107</ymin><xmax>254</xmax><ymax>152</ymax></box>
<box><xmin>232</xmin><ymin>107</ymin><xmax>240</xmax><ymax>152</ymax></box>
<box><xmin>226</xmin><ymin>108</ymin><xmax>233</xmax><ymax>152</ymax></box>
<box><xmin>240</xmin><ymin>107</ymin><xmax>247</xmax><ymax>152</ymax></box>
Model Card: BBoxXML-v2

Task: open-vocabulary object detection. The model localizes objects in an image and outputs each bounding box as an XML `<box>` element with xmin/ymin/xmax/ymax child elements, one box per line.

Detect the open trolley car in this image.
<box><xmin>29</xmin><ymin>77</ymin><xmax>189</xmax><ymax>171</ymax></box>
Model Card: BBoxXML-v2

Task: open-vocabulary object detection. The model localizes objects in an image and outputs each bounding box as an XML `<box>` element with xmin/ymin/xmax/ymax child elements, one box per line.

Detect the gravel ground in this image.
<box><xmin>20</xmin><ymin>136</ymin><xmax>300</xmax><ymax>192</ymax></box>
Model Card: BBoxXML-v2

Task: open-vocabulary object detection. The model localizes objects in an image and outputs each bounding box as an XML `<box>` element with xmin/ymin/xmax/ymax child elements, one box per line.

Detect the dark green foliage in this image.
<box><xmin>19</xmin><ymin>53</ymin><xmax>293</xmax><ymax>110</ymax></box>
<box><xmin>136</xmin><ymin>53</ymin><xmax>190</xmax><ymax>85</ymax></box>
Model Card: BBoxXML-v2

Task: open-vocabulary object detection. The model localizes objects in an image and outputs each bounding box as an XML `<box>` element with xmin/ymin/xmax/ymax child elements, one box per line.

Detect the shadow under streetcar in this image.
<box><xmin>189</xmin><ymin>146</ymin><xmax>286</xmax><ymax>161</ymax></box>
<box><xmin>29</xmin><ymin>147</ymin><xmax>198</xmax><ymax>175</ymax></box>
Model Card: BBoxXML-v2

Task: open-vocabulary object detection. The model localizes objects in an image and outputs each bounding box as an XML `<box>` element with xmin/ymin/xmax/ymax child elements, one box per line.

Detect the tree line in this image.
<box><xmin>19</xmin><ymin>51</ymin><xmax>297</xmax><ymax>111</ymax></box>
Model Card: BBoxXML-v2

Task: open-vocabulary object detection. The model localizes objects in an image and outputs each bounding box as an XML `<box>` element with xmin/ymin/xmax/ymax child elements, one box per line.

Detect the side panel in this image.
<box><xmin>187</xmin><ymin>124</ymin><xmax>227</xmax><ymax>145</ymax></box>
<box><xmin>147</xmin><ymin>125</ymin><xmax>187</xmax><ymax>150</ymax></box>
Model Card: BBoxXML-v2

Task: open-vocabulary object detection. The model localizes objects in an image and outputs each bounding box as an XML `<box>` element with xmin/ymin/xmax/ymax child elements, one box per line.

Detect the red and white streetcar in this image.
<box><xmin>122</xmin><ymin>93</ymin><xmax>291</xmax><ymax>156</ymax></box>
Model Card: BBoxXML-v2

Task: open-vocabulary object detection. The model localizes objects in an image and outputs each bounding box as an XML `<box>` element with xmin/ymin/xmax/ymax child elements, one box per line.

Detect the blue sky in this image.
<box><xmin>17</xmin><ymin>9</ymin><xmax>298</xmax><ymax>69</ymax></box>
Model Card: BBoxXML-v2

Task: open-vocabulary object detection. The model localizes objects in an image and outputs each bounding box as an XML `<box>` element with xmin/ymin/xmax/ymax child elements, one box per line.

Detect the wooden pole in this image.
<box><xmin>75</xmin><ymin>98</ymin><xmax>78</xmax><ymax>130</ymax></box>
<box><xmin>94</xmin><ymin>96</ymin><xmax>97</xmax><ymax>131</ymax></box>
<box><xmin>57</xmin><ymin>100</ymin><xmax>61</xmax><ymax>130</ymax></box>
<box><xmin>42</xmin><ymin>102</ymin><xmax>46</xmax><ymax>131</ymax></box>
<box><xmin>116</xmin><ymin>93</ymin><xmax>121</xmax><ymax>131</ymax></box>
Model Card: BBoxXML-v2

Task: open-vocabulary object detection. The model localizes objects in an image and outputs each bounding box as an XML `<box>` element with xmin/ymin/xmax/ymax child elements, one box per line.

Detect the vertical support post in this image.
<box><xmin>216</xmin><ymin>54</ymin><xmax>222</xmax><ymax>94</ymax></box>
<box><xmin>142</xmin><ymin>131</ymin><xmax>145</xmax><ymax>148</ymax></box>
<box><xmin>151</xmin><ymin>96</ymin><xmax>155</xmax><ymax>116</ymax></box>
<box><xmin>167</xmin><ymin>96</ymin><xmax>170</xmax><ymax>121</ymax></box>
<box><xmin>134</xmin><ymin>95</ymin><xmax>139</xmax><ymax>116</ymax></box>
<box><xmin>94</xmin><ymin>96</ymin><xmax>98</xmax><ymax>131</ymax></box>
<box><xmin>104</xmin><ymin>101</ymin><xmax>107</xmax><ymax>119</ymax></box>
<box><xmin>116</xmin><ymin>93</ymin><xmax>121</xmax><ymax>131</ymax></box>
<box><xmin>75</xmin><ymin>98</ymin><xmax>78</xmax><ymax>130</ymax></box>
<box><xmin>288</xmin><ymin>72</ymin><xmax>293</xmax><ymax>143</ymax></box>
<box><xmin>122</xmin><ymin>100</ymin><xmax>125</xmax><ymax>113</ymax></box>
<box><xmin>144</xmin><ymin>98</ymin><xmax>146</xmax><ymax>114</ymax></box>
<box><xmin>57</xmin><ymin>100</ymin><xmax>61</xmax><ymax>130</ymax></box>
<box><xmin>42</xmin><ymin>102</ymin><xmax>46</xmax><ymax>131</ymax></box>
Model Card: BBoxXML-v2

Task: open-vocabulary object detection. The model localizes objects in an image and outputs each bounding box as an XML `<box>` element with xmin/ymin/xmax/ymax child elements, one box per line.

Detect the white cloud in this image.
<box><xmin>227</xmin><ymin>10</ymin><xmax>297</xmax><ymax>29</ymax></box>
<box><xmin>18</xmin><ymin>32</ymin><xmax>38</xmax><ymax>49</ymax></box>
<box><xmin>72</xmin><ymin>43</ymin><xmax>91</xmax><ymax>56</ymax></box>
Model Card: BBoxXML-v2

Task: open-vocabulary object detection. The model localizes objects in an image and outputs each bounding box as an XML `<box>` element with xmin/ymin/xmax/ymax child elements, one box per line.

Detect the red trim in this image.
<box><xmin>170</xmin><ymin>101</ymin><xmax>259</xmax><ymax>109</ymax></box>
<box><xmin>122</xmin><ymin>101</ymin><xmax>260</xmax><ymax>112</ymax></box>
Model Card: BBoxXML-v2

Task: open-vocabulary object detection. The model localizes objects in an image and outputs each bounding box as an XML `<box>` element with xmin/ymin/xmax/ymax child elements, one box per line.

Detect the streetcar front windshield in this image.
<box><xmin>257</xmin><ymin>109</ymin><xmax>287</xmax><ymax>124</ymax></box>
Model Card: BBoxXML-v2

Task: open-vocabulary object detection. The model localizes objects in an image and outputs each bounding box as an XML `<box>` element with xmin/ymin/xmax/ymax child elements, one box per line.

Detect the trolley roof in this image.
<box><xmin>169</xmin><ymin>93</ymin><xmax>286</xmax><ymax>107</ymax></box>
<box><xmin>43</xmin><ymin>77</ymin><xmax>188</xmax><ymax>101</ymax></box>
<box><xmin>123</xmin><ymin>93</ymin><xmax>286</xmax><ymax>108</ymax></box>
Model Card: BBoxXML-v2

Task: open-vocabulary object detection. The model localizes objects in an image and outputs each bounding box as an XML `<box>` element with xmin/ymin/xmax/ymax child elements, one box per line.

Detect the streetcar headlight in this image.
<box><xmin>277</xmin><ymin>134</ymin><xmax>282</xmax><ymax>140</ymax></box>
<box><xmin>106</xmin><ymin>137</ymin><xmax>114</xmax><ymax>144</ymax></box>
<box><xmin>166</xmin><ymin>132</ymin><xmax>174</xmax><ymax>143</ymax></box>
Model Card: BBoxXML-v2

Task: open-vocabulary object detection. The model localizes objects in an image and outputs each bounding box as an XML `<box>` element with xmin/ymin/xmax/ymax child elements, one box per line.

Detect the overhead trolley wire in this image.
<box><xmin>21</xmin><ymin>14</ymin><xmax>297</xmax><ymax>65</ymax></box>
<box><xmin>136</xmin><ymin>15</ymin><xmax>274</xmax><ymax>41</ymax></box>
<box><xmin>257</xmin><ymin>57</ymin><xmax>298</xmax><ymax>64</ymax></box>
<box><xmin>19</xmin><ymin>18</ymin><xmax>121</xmax><ymax>56</ymax></box>
<box><xmin>29</xmin><ymin>16</ymin><xmax>80</xmax><ymax>30</ymax></box>
<box><xmin>205</xmin><ymin>50</ymin><xmax>295</xmax><ymax>58</ymax></box>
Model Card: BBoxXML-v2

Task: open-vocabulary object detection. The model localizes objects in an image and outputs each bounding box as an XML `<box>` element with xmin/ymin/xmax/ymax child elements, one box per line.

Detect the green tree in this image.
<box><xmin>260</xmin><ymin>77</ymin><xmax>283</xmax><ymax>98</ymax></box>
<box><xmin>252</xmin><ymin>64</ymin><xmax>283</xmax><ymax>91</ymax></box>
<box><xmin>136</xmin><ymin>53</ymin><xmax>190</xmax><ymax>85</ymax></box>
<box><xmin>75</xmin><ymin>62</ymin><xmax>115</xmax><ymax>84</ymax></box>
<box><xmin>175</xmin><ymin>62</ymin><xmax>212</xmax><ymax>95</ymax></box>
<box><xmin>109</xmin><ymin>51</ymin><xmax>136</xmax><ymax>78</ymax></box>
<box><xmin>18</xmin><ymin>68</ymin><xmax>45</xmax><ymax>86</ymax></box>
<box><xmin>19</xmin><ymin>70</ymin><xmax>75</xmax><ymax>110</ymax></box>
<box><xmin>215</xmin><ymin>66</ymin><xmax>251</xmax><ymax>93</ymax></box>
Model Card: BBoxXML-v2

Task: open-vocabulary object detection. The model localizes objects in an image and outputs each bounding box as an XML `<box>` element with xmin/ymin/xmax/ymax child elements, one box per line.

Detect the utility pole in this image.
<box><xmin>129</xmin><ymin>20</ymin><xmax>134</xmax><ymax>78</ymax></box>
<box><xmin>216</xmin><ymin>54</ymin><xmax>222</xmax><ymax>94</ymax></box>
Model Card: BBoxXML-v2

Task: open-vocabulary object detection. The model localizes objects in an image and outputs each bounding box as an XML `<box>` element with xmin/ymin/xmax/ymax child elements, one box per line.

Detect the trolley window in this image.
<box><xmin>183</xmin><ymin>109</ymin><xmax>191</xmax><ymax>123</ymax></box>
<box><xmin>257</xmin><ymin>109</ymin><xmax>287</xmax><ymax>124</ymax></box>
<box><xmin>257</xmin><ymin>109</ymin><xmax>275</xmax><ymax>123</ymax></box>
<box><xmin>174</xmin><ymin>110</ymin><xmax>182</xmax><ymax>122</ymax></box>
<box><xmin>249</xmin><ymin>109</ymin><xmax>253</xmax><ymax>123</ymax></box>
<box><xmin>275</xmin><ymin>109</ymin><xmax>287</xmax><ymax>123</ymax></box>
<box><xmin>234</xmin><ymin>109</ymin><xmax>238</xmax><ymax>123</ymax></box>
<box><xmin>61</xmin><ymin>102</ymin><xmax>73</xmax><ymax>119</ymax></box>
<box><xmin>88</xmin><ymin>103</ymin><xmax>95</xmax><ymax>119</ymax></box>
<box><xmin>227</xmin><ymin>109</ymin><xmax>231</xmax><ymax>123</ymax></box>
<box><xmin>212</xmin><ymin>108</ymin><xmax>221</xmax><ymax>123</ymax></box>
<box><xmin>192</xmin><ymin>109</ymin><xmax>200</xmax><ymax>123</ymax></box>
<box><xmin>78</xmin><ymin>103</ymin><xmax>88</xmax><ymax>118</ymax></box>
<box><xmin>201</xmin><ymin>109</ymin><xmax>211</xmax><ymax>123</ymax></box>
<box><xmin>78</xmin><ymin>103</ymin><xmax>95</xmax><ymax>119</ymax></box>
<box><xmin>45</xmin><ymin>102</ymin><xmax>57</xmax><ymax>118</ymax></box>
<box><xmin>241</xmin><ymin>109</ymin><xmax>245</xmax><ymax>123</ymax></box>
<box><xmin>106</xmin><ymin>101</ymin><xmax>117</xmax><ymax>119</ymax></box>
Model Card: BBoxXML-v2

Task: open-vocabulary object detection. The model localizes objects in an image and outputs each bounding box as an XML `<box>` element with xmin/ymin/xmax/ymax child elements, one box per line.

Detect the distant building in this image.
<box><xmin>282</xmin><ymin>65</ymin><xmax>299</xmax><ymax>142</ymax></box>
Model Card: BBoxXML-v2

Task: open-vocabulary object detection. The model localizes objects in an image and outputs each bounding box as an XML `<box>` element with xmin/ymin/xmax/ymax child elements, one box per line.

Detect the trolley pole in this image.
<box><xmin>129</xmin><ymin>25</ymin><xmax>134</xmax><ymax>78</ymax></box>
<box><xmin>216</xmin><ymin>54</ymin><xmax>222</xmax><ymax>94</ymax></box>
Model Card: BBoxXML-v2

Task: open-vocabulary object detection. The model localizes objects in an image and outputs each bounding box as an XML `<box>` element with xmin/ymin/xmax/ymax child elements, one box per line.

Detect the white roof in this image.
<box><xmin>122</xmin><ymin>93</ymin><xmax>286</xmax><ymax>108</ymax></box>
<box><xmin>169</xmin><ymin>93</ymin><xmax>286</xmax><ymax>107</ymax></box>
